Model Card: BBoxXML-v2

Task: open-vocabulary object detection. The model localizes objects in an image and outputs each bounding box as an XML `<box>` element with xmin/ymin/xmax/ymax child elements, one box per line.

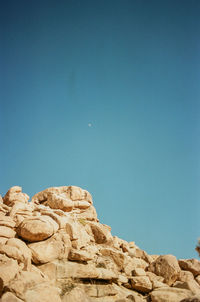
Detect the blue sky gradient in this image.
<box><xmin>1</xmin><ymin>0</ymin><xmax>200</xmax><ymax>259</ymax></box>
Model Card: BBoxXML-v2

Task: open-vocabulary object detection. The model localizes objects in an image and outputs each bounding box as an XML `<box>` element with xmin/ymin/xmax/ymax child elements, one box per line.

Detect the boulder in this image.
<box><xmin>124</xmin><ymin>257</ymin><xmax>148</xmax><ymax>276</ymax></box>
<box><xmin>5</xmin><ymin>238</ymin><xmax>32</xmax><ymax>269</ymax></box>
<box><xmin>178</xmin><ymin>270</ymin><xmax>195</xmax><ymax>282</ymax></box>
<box><xmin>90</xmin><ymin>222</ymin><xmax>112</xmax><ymax>244</ymax></box>
<box><xmin>65</xmin><ymin>219</ymin><xmax>92</xmax><ymax>249</ymax></box>
<box><xmin>149</xmin><ymin>254</ymin><xmax>181</xmax><ymax>285</ymax></box>
<box><xmin>0</xmin><ymin>214</ymin><xmax>15</xmax><ymax>228</ymax></box>
<box><xmin>44</xmin><ymin>192</ymin><xmax>73</xmax><ymax>212</ymax></box>
<box><xmin>173</xmin><ymin>280</ymin><xmax>200</xmax><ymax>295</ymax></box>
<box><xmin>100</xmin><ymin>248</ymin><xmax>125</xmax><ymax>270</ymax></box>
<box><xmin>132</xmin><ymin>268</ymin><xmax>146</xmax><ymax>276</ymax></box>
<box><xmin>68</xmin><ymin>248</ymin><xmax>93</xmax><ymax>262</ymax></box>
<box><xmin>150</xmin><ymin>287</ymin><xmax>194</xmax><ymax>302</ymax></box>
<box><xmin>28</xmin><ymin>232</ymin><xmax>71</xmax><ymax>264</ymax></box>
<box><xmin>17</xmin><ymin>217</ymin><xmax>55</xmax><ymax>242</ymax></box>
<box><xmin>0</xmin><ymin>241</ymin><xmax>31</xmax><ymax>270</ymax></box>
<box><xmin>31</xmin><ymin>186</ymin><xmax>92</xmax><ymax>204</ymax></box>
<box><xmin>0</xmin><ymin>226</ymin><xmax>16</xmax><ymax>238</ymax></box>
<box><xmin>179</xmin><ymin>259</ymin><xmax>200</xmax><ymax>277</ymax></box>
<box><xmin>130</xmin><ymin>276</ymin><xmax>152</xmax><ymax>293</ymax></box>
<box><xmin>3</xmin><ymin>186</ymin><xmax>29</xmax><ymax>206</ymax></box>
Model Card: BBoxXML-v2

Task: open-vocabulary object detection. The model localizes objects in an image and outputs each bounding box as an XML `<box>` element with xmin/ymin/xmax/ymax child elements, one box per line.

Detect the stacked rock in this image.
<box><xmin>0</xmin><ymin>186</ymin><xmax>200</xmax><ymax>302</ymax></box>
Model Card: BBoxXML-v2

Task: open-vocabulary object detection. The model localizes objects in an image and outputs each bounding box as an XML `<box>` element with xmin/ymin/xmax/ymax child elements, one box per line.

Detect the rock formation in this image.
<box><xmin>0</xmin><ymin>185</ymin><xmax>200</xmax><ymax>302</ymax></box>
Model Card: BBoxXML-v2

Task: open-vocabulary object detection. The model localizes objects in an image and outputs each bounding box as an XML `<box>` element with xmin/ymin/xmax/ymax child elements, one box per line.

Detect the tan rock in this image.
<box><xmin>7</xmin><ymin>270</ymin><xmax>46</xmax><ymax>300</ymax></box>
<box><xmin>112</xmin><ymin>236</ymin><xmax>129</xmax><ymax>252</ymax></box>
<box><xmin>118</xmin><ymin>274</ymin><xmax>129</xmax><ymax>284</ymax></box>
<box><xmin>130</xmin><ymin>276</ymin><xmax>152</xmax><ymax>293</ymax></box>
<box><xmin>62</xmin><ymin>287</ymin><xmax>90</xmax><ymax>302</ymax></box>
<box><xmin>3</xmin><ymin>186</ymin><xmax>29</xmax><ymax>206</ymax></box>
<box><xmin>0</xmin><ymin>256</ymin><xmax>19</xmax><ymax>288</ymax></box>
<box><xmin>1</xmin><ymin>292</ymin><xmax>23</xmax><ymax>302</ymax></box>
<box><xmin>100</xmin><ymin>248</ymin><xmax>125</xmax><ymax>270</ymax></box>
<box><xmin>173</xmin><ymin>280</ymin><xmax>200</xmax><ymax>295</ymax></box>
<box><xmin>68</xmin><ymin>186</ymin><xmax>92</xmax><ymax>203</ymax></box>
<box><xmin>77</xmin><ymin>204</ymin><xmax>98</xmax><ymax>221</ymax></box>
<box><xmin>24</xmin><ymin>283</ymin><xmax>61</xmax><ymax>302</ymax></box>
<box><xmin>39</xmin><ymin>215</ymin><xmax>59</xmax><ymax>233</ymax></box>
<box><xmin>124</xmin><ymin>256</ymin><xmax>148</xmax><ymax>276</ymax></box>
<box><xmin>195</xmin><ymin>275</ymin><xmax>200</xmax><ymax>286</ymax></box>
<box><xmin>39</xmin><ymin>209</ymin><xmax>72</xmax><ymax>229</ymax></box>
<box><xmin>112</xmin><ymin>283</ymin><xmax>145</xmax><ymax>302</ymax></box>
<box><xmin>45</xmin><ymin>192</ymin><xmax>74</xmax><ymax>212</ymax></box>
<box><xmin>0</xmin><ymin>226</ymin><xmax>16</xmax><ymax>238</ymax></box>
<box><xmin>5</xmin><ymin>238</ymin><xmax>32</xmax><ymax>269</ymax></box>
<box><xmin>8</xmin><ymin>202</ymin><xmax>34</xmax><ymax>218</ymax></box>
<box><xmin>74</xmin><ymin>200</ymin><xmax>91</xmax><ymax>209</ymax></box>
<box><xmin>0</xmin><ymin>237</ymin><xmax>8</xmax><ymax>244</ymax></box>
<box><xmin>90</xmin><ymin>222</ymin><xmax>112</xmax><ymax>244</ymax></box>
<box><xmin>37</xmin><ymin>261</ymin><xmax>57</xmax><ymax>280</ymax></box>
<box><xmin>28</xmin><ymin>232</ymin><xmax>71</xmax><ymax>264</ymax></box>
<box><xmin>31</xmin><ymin>186</ymin><xmax>92</xmax><ymax>204</ymax></box>
<box><xmin>0</xmin><ymin>242</ymin><xmax>31</xmax><ymax>271</ymax></box>
<box><xmin>65</xmin><ymin>219</ymin><xmax>92</xmax><ymax>249</ymax></box>
<box><xmin>150</xmin><ymin>287</ymin><xmax>194</xmax><ymax>302</ymax></box>
<box><xmin>179</xmin><ymin>270</ymin><xmax>195</xmax><ymax>282</ymax></box>
<box><xmin>68</xmin><ymin>248</ymin><xmax>93</xmax><ymax>262</ymax></box>
<box><xmin>0</xmin><ymin>213</ymin><xmax>15</xmax><ymax>228</ymax></box>
<box><xmin>43</xmin><ymin>259</ymin><xmax>118</xmax><ymax>280</ymax></box>
<box><xmin>149</xmin><ymin>254</ymin><xmax>181</xmax><ymax>285</ymax></box>
<box><xmin>146</xmin><ymin>271</ymin><xmax>164</xmax><ymax>283</ymax></box>
<box><xmin>146</xmin><ymin>272</ymin><xmax>167</xmax><ymax>289</ymax></box>
<box><xmin>179</xmin><ymin>259</ymin><xmax>200</xmax><ymax>277</ymax></box>
<box><xmin>17</xmin><ymin>217</ymin><xmax>55</xmax><ymax>242</ymax></box>
<box><xmin>78</xmin><ymin>283</ymin><xmax>118</xmax><ymax>298</ymax></box>
<box><xmin>151</xmin><ymin>280</ymin><xmax>169</xmax><ymax>289</ymax></box>
<box><xmin>132</xmin><ymin>268</ymin><xmax>146</xmax><ymax>276</ymax></box>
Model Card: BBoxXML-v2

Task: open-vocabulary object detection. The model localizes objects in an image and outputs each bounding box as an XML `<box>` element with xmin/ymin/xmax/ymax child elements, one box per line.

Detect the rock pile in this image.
<box><xmin>0</xmin><ymin>185</ymin><xmax>200</xmax><ymax>302</ymax></box>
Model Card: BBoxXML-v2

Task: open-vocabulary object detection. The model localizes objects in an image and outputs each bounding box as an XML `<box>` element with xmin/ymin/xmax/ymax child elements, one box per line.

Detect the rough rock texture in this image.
<box><xmin>0</xmin><ymin>185</ymin><xmax>199</xmax><ymax>302</ymax></box>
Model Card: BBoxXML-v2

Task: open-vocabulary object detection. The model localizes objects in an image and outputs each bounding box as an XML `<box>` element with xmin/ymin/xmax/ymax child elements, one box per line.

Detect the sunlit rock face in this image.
<box><xmin>0</xmin><ymin>186</ymin><xmax>200</xmax><ymax>302</ymax></box>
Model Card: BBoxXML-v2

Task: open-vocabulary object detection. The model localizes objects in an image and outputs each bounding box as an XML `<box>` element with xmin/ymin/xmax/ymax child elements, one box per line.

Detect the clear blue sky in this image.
<box><xmin>0</xmin><ymin>0</ymin><xmax>200</xmax><ymax>259</ymax></box>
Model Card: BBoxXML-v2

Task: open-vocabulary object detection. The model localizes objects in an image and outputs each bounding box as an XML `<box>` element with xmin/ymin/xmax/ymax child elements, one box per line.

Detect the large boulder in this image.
<box><xmin>3</xmin><ymin>186</ymin><xmax>29</xmax><ymax>206</ymax></box>
<box><xmin>0</xmin><ymin>238</ymin><xmax>32</xmax><ymax>270</ymax></box>
<box><xmin>179</xmin><ymin>259</ymin><xmax>200</xmax><ymax>277</ymax></box>
<box><xmin>17</xmin><ymin>216</ymin><xmax>58</xmax><ymax>242</ymax></box>
<box><xmin>28</xmin><ymin>232</ymin><xmax>71</xmax><ymax>264</ymax></box>
<box><xmin>149</xmin><ymin>254</ymin><xmax>181</xmax><ymax>286</ymax></box>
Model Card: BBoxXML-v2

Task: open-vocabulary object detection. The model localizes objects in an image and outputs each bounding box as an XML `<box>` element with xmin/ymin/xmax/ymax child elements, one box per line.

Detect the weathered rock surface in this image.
<box><xmin>148</xmin><ymin>254</ymin><xmax>181</xmax><ymax>286</ymax></box>
<box><xmin>0</xmin><ymin>185</ymin><xmax>199</xmax><ymax>302</ymax></box>
<box><xmin>179</xmin><ymin>259</ymin><xmax>200</xmax><ymax>277</ymax></box>
<box><xmin>150</xmin><ymin>287</ymin><xmax>196</xmax><ymax>302</ymax></box>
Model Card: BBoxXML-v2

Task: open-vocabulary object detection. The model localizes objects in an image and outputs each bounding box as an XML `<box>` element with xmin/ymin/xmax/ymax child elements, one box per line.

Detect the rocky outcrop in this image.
<box><xmin>0</xmin><ymin>185</ymin><xmax>200</xmax><ymax>302</ymax></box>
